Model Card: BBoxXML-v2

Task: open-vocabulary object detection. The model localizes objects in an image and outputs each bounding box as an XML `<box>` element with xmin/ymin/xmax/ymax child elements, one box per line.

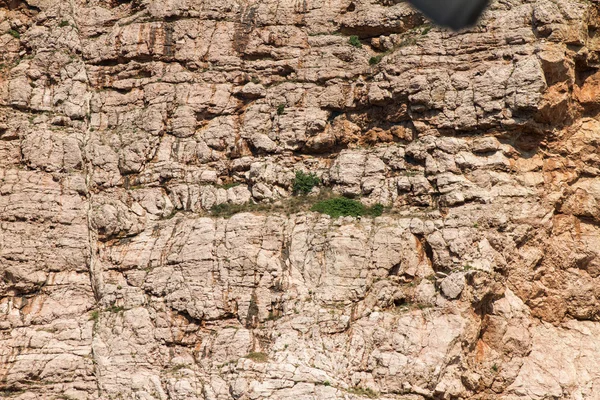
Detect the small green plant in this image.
<box><xmin>348</xmin><ymin>386</ymin><xmax>379</xmax><ymax>398</ymax></box>
<box><xmin>348</xmin><ymin>35</ymin><xmax>362</xmax><ymax>48</ymax></box>
<box><xmin>59</xmin><ymin>20</ymin><xmax>70</xmax><ymax>28</ymax></box>
<box><xmin>244</xmin><ymin>352</ymin><xmax>269</xmax><ymax>363</ymax></box>
<box><xmin>89</xmin><ymin>310</ymin><xmax>99</xmax><ymax>322</ymax></box>
<box><xmin>421</xmin><ymin>25</ymin><xmax>432</xmax><ymax>35</ymax></box>
<box><xmin>369</xmin><ymin>55</ymin><xmax>384</xmax><ymax>65</ymax></box>
<box><xmin>292</xmin><ymin>171</ymin><xmax>321</xmax><ymax>195</ymax></box>
<box><xmin>311</xmin><ymin>197</ymin><xmax>384</xmax><ymax>218</ymax></box>
<box><xmin>106</xmin><ymin>305</ymin><xmax>124</xmax><ymax>313</ymax></box>
<box><xmin>492</xmin><ymin>363</ymin><xmax>498</xmax><ymax>373</ymax></box>
<box><xmin>369</xmin><ymin>203</ymin><xmax>384</xmax><ymax>217</ymax></box>
<box><xmin>473</xmin><ymin>222</ymin><xmax>479</xmax><ymax>228</ymax></box>
<box><xmin>277</xmin><ymin>104</ymin><xmax>285</xmax><ymax>115</ymax></box>
<box><xmin>322</xmin><ymin>380</ymin><xmax>331</xmax><ymax>386</ymax></box>
<box><xmin>7</xmin><ymin>29</ymin><xmax>20</xmax><ymax>39</ymax></box>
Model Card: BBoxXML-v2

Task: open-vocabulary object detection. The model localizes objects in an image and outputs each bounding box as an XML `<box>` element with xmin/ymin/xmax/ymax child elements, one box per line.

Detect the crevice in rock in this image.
<box><xmin>0</xmin><ymin>0</ymin><xmax>40</xmax><ymax>13</ymax></box>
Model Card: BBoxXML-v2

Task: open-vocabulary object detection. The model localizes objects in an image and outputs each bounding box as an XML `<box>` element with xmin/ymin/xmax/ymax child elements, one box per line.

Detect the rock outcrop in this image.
<box><xmin>2</xmin><ymin>0</ymin><xmax>600</xmax><ymax>398</ymax></box>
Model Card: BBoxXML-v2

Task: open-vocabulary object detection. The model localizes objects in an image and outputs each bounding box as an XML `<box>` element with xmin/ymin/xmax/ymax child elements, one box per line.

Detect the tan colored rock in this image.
<box><xmin>3</xmin><ymin>0</ymin><xmax>600</xmax><ymax>398</ymax></box>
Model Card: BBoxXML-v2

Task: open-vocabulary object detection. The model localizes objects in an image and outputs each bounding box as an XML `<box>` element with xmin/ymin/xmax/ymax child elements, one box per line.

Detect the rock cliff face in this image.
<box><xmin>3</xmin><ymin>0</ymin><xmax>600</xmax><ymax>398</ymax></box>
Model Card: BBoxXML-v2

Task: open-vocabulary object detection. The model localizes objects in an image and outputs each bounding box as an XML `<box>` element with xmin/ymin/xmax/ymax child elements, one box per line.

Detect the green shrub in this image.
<box><xmin>348</xmin><ymin>35</ymin><xmax>362</xmax><ymax>48</ymax></box>
<box><xmin>369</xmin><ymin>55</ymin><xmax>384</xmax><ymax>65</ymax></box>
<box><xmin>292</xmin><ymin>171</ymin><xmax>320</xmax><ymax>195</ymax></box>
<box><xmin>7</xmin><ymin>29</ymin><xmax>20</xmax><ymax>39</ymax></box>
<box><xmin>311</xmin><ymin>197</ymin><xmax>364</xmax><ymax>218</ymax></box>
<box><xmin>277</xmin><ymin>104</ymin><xmax>285</xmax><ymax>115</ymax></box>
<box><xmin>311</xmin><ymin>197</ymin><xmax>384</xmax><ymax>218</ymax></box>
<box><xmin>59</xmin><ymin>20</ymin><xmax>70</xmax><ymax>28</ymax></box>
<box><xmin>368</xmin><ymin>203</ymin><xmax>384</xmax><ymax>217</ymax></box>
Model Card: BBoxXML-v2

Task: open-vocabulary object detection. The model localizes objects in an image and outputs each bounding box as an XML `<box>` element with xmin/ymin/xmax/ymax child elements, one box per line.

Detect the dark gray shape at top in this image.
<box><xmin>408</xmin><ymin>0</ymin><xmax>490</xmax><ymax>30</ymax></box>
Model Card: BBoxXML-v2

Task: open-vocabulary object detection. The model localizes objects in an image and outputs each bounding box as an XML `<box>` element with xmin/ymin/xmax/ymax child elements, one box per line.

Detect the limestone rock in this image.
<box><xmin>2</xmin><ymin>0</ymin><xmax>600</xmax><ymax>399</ymax></box>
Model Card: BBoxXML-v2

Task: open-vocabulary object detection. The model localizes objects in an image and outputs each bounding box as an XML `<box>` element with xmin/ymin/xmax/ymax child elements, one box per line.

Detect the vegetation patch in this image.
<box><xmin>210</xmin><ymin>191</ymin><xmax>385</xmax><ymax>219</ymax></box>
<box><xmin>349</xmin><ymin>35</ymin><xmax>362</xmax><ymax>48</ymax></box>
<box><xmin>89</xmin><ymin>310</ymin><xmax>100</xmax><ymax>322</ymax></box>
<box><xmin>106</xmin><ymin>305</ymin><xmax>124</xmax><ymax>313</ymax></box>
<box><xmin>292</xmin><ymin>171</ymin><xmax>321</xmax><ymax>195</ymax></box>
<box><xmin>210</xmin><ymin>191</ymin><xmax>327</xmax><ymax>218</ymax></box>
<box><xmin>217</xmin><ymin>182</ymin><xmax>241</xmax><ymax>190</ymax></box>
<box><xmin>59</xmin><ymin>20</ymin><xmax>70</xmax><ymax>28</ymax></box>
<box><xmin>7</xmin><ymin>29</ymin><xmax>20</xmax><ymax>39</ymax></box>
<box><xmin>347</xmin><ymin>386</ymin><xmax>379</xmax><ymax>398</ymax></box>
<box><xmin>369</xmin><ymin>54</ymin><xmax>384</xmax><ymax>65</ymax></box>
<box><xmin>277</xmin><ymin>104</ymin><xmax>286</xmax><ymax>115</ymax></box>
<box><xmin>310</xmin><ymin>197</ymin><xmax>384</xmax><ymax>218</ymax></box>
<box><xmin>244</xmin><ymin>352</ymin><xmax>269</xmax><ymax>363</ymax></box>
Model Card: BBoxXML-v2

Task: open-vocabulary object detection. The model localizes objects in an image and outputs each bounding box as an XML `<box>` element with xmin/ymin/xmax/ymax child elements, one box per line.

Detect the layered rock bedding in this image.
<box><xmin>2</xmin><ymin>0</ymin><xmax>600</xmax><ymax>398</ymax></box>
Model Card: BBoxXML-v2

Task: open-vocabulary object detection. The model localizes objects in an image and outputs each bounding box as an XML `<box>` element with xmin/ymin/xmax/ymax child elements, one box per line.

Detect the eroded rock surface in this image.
<box><xmin>2</xmin><ymin>0</ymin><xmax>600</xmax><ymax>398</ymax></box>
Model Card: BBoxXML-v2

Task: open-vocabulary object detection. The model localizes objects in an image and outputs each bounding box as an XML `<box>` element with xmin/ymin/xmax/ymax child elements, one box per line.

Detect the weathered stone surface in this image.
<box><xmin>3</xmin><ymin>0</ymin><xmax>600</xmax><ymax>398</ymax></box>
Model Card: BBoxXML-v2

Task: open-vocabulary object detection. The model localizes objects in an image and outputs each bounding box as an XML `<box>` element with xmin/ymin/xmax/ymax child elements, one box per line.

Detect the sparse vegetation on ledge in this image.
<box><xmin>292</xmin><ymin>170</ymin><xmax>321</xmax><ymax>195</ymax></box>
<box><xmin>347</xmin><ymin>386</ymin><xmax>379</xmax><ymax>398</ymax></box>
<box><xmin>311</xmin><ymin>197</ymin><xmax>384</xmax><ymax>218</ymax></box>
<box><xmin>244</xmin><ymin>352</ymin><xmax>269</xmax><ymax>363</ymax></box>
<box><xmin>209</xmin><ymin>190</ymin><xmax>385</xmax><ymax>219</ymax></box>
